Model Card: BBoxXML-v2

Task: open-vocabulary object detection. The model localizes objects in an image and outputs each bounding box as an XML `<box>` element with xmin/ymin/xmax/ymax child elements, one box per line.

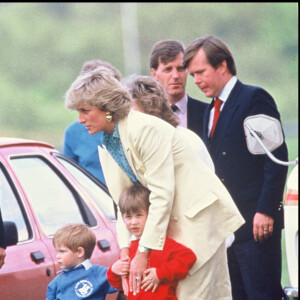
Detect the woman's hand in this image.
<box><xmin>129</xmin><ymin>251</ymin><xmax>149</xmax><ymax>295</ymax></box>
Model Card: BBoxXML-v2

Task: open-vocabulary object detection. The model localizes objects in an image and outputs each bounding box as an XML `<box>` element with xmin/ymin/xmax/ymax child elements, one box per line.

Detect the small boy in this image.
<box><xmin>46</xmin><ymin>223</ymin><xmax>118</xmax><ymax>300</ymax></box>
<box><xmin>107</xmin><ymin>185</ymin><xmax>197</xmax><ymax>299</ymax></box>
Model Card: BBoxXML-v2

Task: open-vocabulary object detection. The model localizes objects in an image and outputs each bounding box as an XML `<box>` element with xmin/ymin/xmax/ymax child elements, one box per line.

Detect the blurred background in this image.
<box><xmin>0</xmin><ymin>2</ymin><xmax>298</xmax><ymax>286</ymax></box>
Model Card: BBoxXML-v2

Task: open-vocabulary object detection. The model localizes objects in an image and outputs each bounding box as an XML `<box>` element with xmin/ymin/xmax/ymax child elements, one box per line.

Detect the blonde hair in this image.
<box><xmin>53</xmin><ymin>223</ymin><xmax>96</xmax><ymax>259</ymax></box>
<box><xmin>65</xmin><ymin>66</ymin><xmax>131</xmax><ymax>122</ymax></box>
<box><xmin>126</xmin><ymin>75</ymin><xmax>179</xmax><ymax>127</ymax></box>
<box><xmin>80</xmin><ymin>59</ymin><xmax>122</xmax><ymax>81</ymax></box>
<box><xmin>119</xmin><ymin>185</ymin><xmax>150</xmax><ymax>216</ymax></box>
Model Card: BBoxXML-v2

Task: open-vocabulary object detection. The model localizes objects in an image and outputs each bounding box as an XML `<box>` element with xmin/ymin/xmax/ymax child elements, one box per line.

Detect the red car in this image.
<box><xmin>0</xmin><ymin>137</ymin><xmax>120</xmax><ymax>300</ymax></box>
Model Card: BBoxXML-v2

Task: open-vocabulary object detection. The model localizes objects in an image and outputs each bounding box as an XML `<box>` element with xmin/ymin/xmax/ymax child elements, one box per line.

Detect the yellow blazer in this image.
<box><xmin>98</xmin><ymin>110</ymin><xmax>244</xmax><ymax>274</ymax></box>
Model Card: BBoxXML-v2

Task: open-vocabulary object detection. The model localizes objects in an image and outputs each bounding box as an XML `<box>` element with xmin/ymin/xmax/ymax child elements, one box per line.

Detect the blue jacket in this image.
<box><xmin>63</xmin><ymin>121</ymin><xmax>106</xmax><ymax>184</ymax></box>
<box><xmin>202</xmin><ymin>80</ymin><xmax>288</xmax><ymax>242</ymax></box>
<box><xmin>46</xmin><ymin>263</ymin><xmax>117</xmax><ymax>300</ymax></box>
<box><xmin>187</xmin><ymin>96</ymin><xmax>208</xmax><ymax>139</ymax></box>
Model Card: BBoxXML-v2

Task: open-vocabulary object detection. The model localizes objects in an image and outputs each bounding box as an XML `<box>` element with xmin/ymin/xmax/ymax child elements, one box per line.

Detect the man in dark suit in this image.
<box><xmin>183</xmin><ymin>35</ymin><xmax>289</xmax><ymax>300</ymax></box>
<box><xmin>0</xmin><ymin>209</ymin><xmax>6</xmax><ymax>269</ymax></box>
<box><xmin>150</xmin><ymin>39</ymin><xmax>208</xmax><ymax>138</ymax></box>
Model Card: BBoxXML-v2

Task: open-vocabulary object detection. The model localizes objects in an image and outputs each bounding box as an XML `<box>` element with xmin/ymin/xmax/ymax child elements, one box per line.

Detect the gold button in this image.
<box><xmin>222</xmin><ymin>152</ymin><xmax>227</xmax><ymax>156</ymax></box>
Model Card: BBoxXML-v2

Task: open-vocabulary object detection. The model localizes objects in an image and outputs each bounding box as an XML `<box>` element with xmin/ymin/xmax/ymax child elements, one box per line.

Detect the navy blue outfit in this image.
<box><xmin>46</xmin><ymin>261</ymin><xmax>117</xmax><ymax>300</ymax></box>
<box><xmin>187</xmin><ymin>96</ymin><xmax>208</xmax><ymax>139</ymax></box>
<box><xmin>62</xmin><ymin>121</ymin><xmax>106</xmax><ymax>184</ymax></box>
<box><xmin>202</xmin><ymin>80</ymin><xmax>288</xmax><ymax>300</ymax></box>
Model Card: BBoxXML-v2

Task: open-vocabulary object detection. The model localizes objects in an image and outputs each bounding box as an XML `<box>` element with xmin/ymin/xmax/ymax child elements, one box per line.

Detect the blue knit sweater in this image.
<box><xmin>46</xmin><ymin>261</ymin><xmax>117</xmax><ymax>299</ymax></box>
<box><xmin>62</xmin><ymin>121</ymin><xmax>106</xmax><ymax>184</ymax></box>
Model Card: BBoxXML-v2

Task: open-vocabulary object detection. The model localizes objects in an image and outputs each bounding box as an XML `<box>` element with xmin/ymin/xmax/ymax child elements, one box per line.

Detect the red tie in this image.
<box><xmin>209</xmin><ymin>98</ymin><xmax>223</xmax><ymax>138</ymax></box>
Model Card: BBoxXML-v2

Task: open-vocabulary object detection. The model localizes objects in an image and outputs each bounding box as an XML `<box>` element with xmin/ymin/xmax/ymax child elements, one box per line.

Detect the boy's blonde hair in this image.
<box><xmin>53</xmin><ymin>223</ymin><xmax>96</xmax><ymax>259</ymax></box>
<box><xmin>119</xmin><ymin>185</ymin><xmax>150</xmax><ymax>216</ymax></box>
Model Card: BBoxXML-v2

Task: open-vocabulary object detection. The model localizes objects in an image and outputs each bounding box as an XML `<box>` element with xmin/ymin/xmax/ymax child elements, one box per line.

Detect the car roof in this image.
<box><xmin>0</xmin><ymin>137</ymin><xmax>54</xmax><ymax>149</ymax></box>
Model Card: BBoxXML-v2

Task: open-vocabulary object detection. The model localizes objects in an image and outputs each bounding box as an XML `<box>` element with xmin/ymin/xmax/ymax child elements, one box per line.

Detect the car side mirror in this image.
<box><xmin>243</xmin><ymin>114</ymin><xmax>298</xmax><ymax>166</ymax></box>
<box><xmin>4</xmin><ymin>221</ymin><xmax>18</xmax><ymax>246</ymax></box>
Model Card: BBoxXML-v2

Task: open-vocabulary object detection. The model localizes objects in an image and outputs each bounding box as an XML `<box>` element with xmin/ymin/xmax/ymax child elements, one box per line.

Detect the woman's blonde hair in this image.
<box><xmin>65</xmin><ymin>66</ymin><xmax>131</xmax><ymax>122</ymax></box>
<box><xmin>126</xmin><ymin>75</ymin><xmax>179</xmax><ymax>127</ymax></box>
<box><xmin>52</xmin><ymin>223</ymin><xmax>96</xmax><ymax>259</ymax></box>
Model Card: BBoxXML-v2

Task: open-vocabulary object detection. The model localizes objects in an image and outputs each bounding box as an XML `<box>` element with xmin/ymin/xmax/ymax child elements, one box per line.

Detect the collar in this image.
<box><xmin>102</xmin><ymin>122</ymin><xmax>120</xmax><ymax>147</ymax></box>
<box><xmin>58</xmin><ymin>259</ymin><xmax>93</xmax><ymax>274</ymax></box>
<box><xmin>80</xmin><ymin>259</ymin><xmax>93</xmax><ymax>270</ymax></box>
<box><xmin>217</xmin><ymin>76</ymin><xmax>237</xmax><ymax>103</ymax></box>
<box><xmin>130</xmin><ymin>235</ymin><xmax>140</xmax><ymax>241</ymax></box>
<box><xmin>111</xmin><ymin>122</ymin><xmax>120</xmax><ymax>138</ymax></box>
<box><xmin>171</xmin><ymin>93</ymin><xmax>188</xmax><ymax>113</ymax></box>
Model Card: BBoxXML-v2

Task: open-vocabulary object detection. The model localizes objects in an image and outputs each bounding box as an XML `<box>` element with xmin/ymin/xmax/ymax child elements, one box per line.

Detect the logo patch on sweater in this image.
<box><xmin>75</xmin><ymin>280</ymin><xmax>93</xmax><ymax>298</ymax></box>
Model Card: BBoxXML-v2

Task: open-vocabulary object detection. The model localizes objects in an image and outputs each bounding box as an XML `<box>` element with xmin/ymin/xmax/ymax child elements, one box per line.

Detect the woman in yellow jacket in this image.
<box><xmin>64</xmin><ymin>66</ymin><xmax>244</xmax><ymax>300</ymax></box>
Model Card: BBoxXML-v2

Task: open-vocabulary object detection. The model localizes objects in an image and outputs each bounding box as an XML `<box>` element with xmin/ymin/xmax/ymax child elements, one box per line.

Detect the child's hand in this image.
<box><xmin>141</xmin><ymin>268</ymin><xmax>160</xmax><ymax>292</ymax></box>
<box><xmin>111</xmin><ymin>257</ymin><xmax>130</xmax><ymax>277</ymax></box>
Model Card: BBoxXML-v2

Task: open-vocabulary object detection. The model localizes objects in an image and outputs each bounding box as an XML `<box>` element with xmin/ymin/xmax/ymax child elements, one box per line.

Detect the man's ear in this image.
<box><xmin>150</xmin><ymin>68</ymin><xmax>157</xmax><ymax>79</ymax></box>
<box><xmin>218</xmin><ymin>60</ymin><xmax>228</xmax><ymax>74</ymax></box>
<box><xmin>77</xmin><ymin>247</ymin><xmax>85</xmax><ymax>258</ymax></box>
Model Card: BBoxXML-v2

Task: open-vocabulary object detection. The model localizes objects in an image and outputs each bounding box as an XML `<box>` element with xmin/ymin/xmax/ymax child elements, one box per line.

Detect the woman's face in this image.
<box><xmin>77</xmin><ymin>104</ymin><xmax>109</xmax><ymax>134</ymax></box>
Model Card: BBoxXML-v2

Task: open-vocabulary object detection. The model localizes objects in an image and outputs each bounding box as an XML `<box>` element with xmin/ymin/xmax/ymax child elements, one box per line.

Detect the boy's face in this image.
<box><xmin>55</xmin><ymin>244</ymin><xmax>84</xmax><ymax>269</ymax></box>
<box><xmin>123</xmin><ymin>208</ymin><xmax>148</xmax><ymax>238</ymax></box>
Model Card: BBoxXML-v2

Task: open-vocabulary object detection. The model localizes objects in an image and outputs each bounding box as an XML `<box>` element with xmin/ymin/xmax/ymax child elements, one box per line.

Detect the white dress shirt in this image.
<box><xmin>208</xmin><ymin>76</ymin><xmax>237</xmax><ymax>136</ymax></box>
<box><xmin>171</xmin><ymin>93</ymin><xmax>188</xmax><ymax>128</ymax></box>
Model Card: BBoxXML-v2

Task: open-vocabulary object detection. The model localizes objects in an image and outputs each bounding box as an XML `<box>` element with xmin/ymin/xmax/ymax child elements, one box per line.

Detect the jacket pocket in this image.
<box><xmin>185</xmin><ymin>192</ymin><xmax>219</xmax><ymax>218</ymax></box>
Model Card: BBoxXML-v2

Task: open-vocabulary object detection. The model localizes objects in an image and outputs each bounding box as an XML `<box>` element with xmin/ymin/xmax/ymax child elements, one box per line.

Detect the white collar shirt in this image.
<box><xmin>171</xmin><ymin>93</ymin><xmax>188</xmax><ymax>128</ymax></box>
<box><xmin>208</xmin><ymin>76</ymin><xmax>237</xmax><ymax>136</ymax></box>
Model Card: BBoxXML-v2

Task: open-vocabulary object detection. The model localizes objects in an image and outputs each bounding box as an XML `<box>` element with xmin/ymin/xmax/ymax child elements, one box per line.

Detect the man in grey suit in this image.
<box><xmin>150</xmin><ymin>40</ymin><xmax>208</xmax><ymax>138</ymax></box>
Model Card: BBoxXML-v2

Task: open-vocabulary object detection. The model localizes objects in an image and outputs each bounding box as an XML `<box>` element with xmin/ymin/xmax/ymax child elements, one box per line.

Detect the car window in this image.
<box><xmin>9</xmin><ymin>156</ymin><xmax>96</xmax><ymax>236</ymax></box>
<box><xmin>0</xmin><ymin>165</ymin><xmax>30</xmax><ymax>242</ymax></box>
<box><xmin>55</xmin><ymin>155</ymin><xmax>116</xmax><ymax>221</ymax></box>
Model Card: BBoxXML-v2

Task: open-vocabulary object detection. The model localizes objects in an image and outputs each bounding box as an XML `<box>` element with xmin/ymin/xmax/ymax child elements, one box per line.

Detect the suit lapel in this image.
<box><xmin>117</xmin><ymin>111</ymin><xmax>146</xmax><ymax>186</ymax></box>
<box><xmin>98</xmin><ymin>145</ymin><xmax>132</xmax><ymax>203</ymax></box>
<box><xmin>187</xmin><ymin>96</ymin><xmax>193</xmax><ymax>128</ymax></box>
<box><xmin>209</xmin><ymin>80</ymin><xmax>243</xmax><ymax>156</ymax></box>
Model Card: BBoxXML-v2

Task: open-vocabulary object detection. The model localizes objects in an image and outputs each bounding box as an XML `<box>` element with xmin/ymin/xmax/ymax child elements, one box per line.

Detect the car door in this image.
<box><xmin>0</xmin><ymin>161</ymin><xmax>56</xmax><ymax>299</ymax></box>
<box><xmin>0</xmin><ymin>148</ymin><xmax>119</xmax><ymax>300</ymax></box>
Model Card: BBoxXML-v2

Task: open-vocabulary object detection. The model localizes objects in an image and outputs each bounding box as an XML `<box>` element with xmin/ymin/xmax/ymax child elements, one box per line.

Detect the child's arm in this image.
<box><xmin>156</xmin><ymin>241</ymin><xmax>197</xmax><ymax>282</ymax></box>
<box><xmin>148</xmin><ymin>239</ymin><xmax>197</xmax><ymax>285</ymax></box>
<box><xmin>111</xmin><ymin>257</ymin><xmax>130</xmax><ymax>277</ymax></box>
<box><xmin>45</xmin><ymin>281</ymin><xmax>57</xmax><ymax>300</ymax></box>
<box><xmin>106</xmin><ymin>257</ymin><xmax>130</xmax><ymax>291</ymax></box>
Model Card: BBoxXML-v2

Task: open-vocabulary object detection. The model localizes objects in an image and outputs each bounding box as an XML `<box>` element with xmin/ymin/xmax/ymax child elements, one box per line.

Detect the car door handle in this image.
<box><xmin>30</xmin><ymin>251</ymin><xmax>45</xmax><ymax>263</ymax></box>
<box><xmin>97</xmin><ymin>239</ymin><xmax>110</xmax><ymax>251</ymax></box>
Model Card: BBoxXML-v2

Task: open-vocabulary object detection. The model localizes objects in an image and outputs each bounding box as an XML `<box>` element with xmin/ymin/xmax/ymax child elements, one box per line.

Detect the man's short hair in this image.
<box><xmin>150</xmin><ymin>40</ymin><xmax>185</xmax><ymax>70</ymax></box>
<box><xmin>183</xmin><ymin>35</ymin><xmax>236</xmax><ymax>75</ymax></box>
